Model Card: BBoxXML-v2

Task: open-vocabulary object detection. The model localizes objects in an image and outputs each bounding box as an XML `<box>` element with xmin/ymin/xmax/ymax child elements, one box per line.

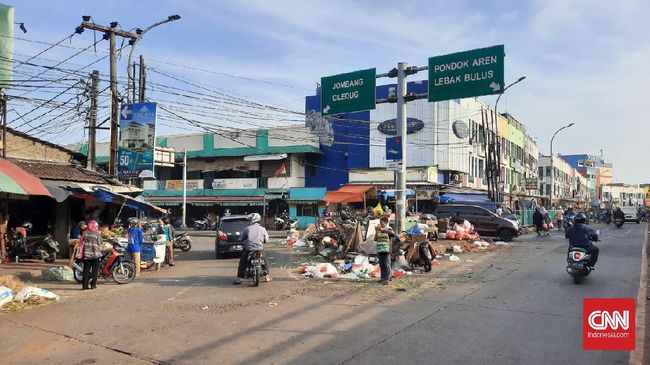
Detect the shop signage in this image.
<box><xmin>428</xmin><ymin>45</ymin><xmax>505</xmax><ymax>102</ymax></box>
<box><xmin>525</xmin><ymin>178</ymin><xmax>538</xmax><ymax>190</ymax></box>
<box><xmin>166</xmin><ymin>180</ymin><xmax>202</xmax><ymax>191</ymax></box>
<box><xmin>452</xmin><ymin>120</ymin><xmax>469</xmax><ymax>139</ymax></box>
<box><xmin>212</xmin><ymin>178</ymin><xmax>258</xmax><ymax>189</ymax></box>
<box><xmin>118</xmin><ymin>102</ymin><xmax>157</xmax><ymax>178</ymax></box>
<box><xmin>321</xmin><ymin>68</ymin><xmax>376</xmax><ymax>116</ymax></box>
<box><xmin>377</xmin><ymin>117</ymin><xmax>424</xmax><ymax>135</ymax></box>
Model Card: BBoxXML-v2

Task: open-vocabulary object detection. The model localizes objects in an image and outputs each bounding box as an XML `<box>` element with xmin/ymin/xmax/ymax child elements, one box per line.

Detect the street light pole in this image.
<box><xmin>493</xmin><ymin>76</ymin><xmax>525</xmax><ymax>202</ymax></box>
<box><xmin>549</xmin><ymin>122</ymin><xmax>575</xmax><ymax>207</ymax></box>
<box><xmin>127</xmin><ymin>15</ymin><xmax>181</xmax><ymax>103</ymax></box>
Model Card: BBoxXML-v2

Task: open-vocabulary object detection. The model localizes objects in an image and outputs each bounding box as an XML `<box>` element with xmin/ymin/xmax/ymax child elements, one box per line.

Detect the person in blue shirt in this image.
<box><xmin>70</xmin><ymin>221</ymin><xmax>86</xmax><ymax>239</ymax></box>
<box><xmin>565</xmin><ymin>213</ymin><xmax>599</xmax><ymax>267</ymax></box>
<box><xmin>127</xmin><ymin>218</ymin><xmax>144</xmax><ymax>277</ymax></box>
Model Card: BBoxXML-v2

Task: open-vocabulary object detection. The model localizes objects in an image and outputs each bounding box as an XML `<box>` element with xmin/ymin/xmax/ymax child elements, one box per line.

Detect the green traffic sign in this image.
<box><xmin>321</xmin><ymin>68</ymin><xmax>376</xmax><ymax>116</ymax></box>
<box><xmin>428</xmin><ymin>45</ymin><xmax>504</xmax><ymax>102</ymax></box>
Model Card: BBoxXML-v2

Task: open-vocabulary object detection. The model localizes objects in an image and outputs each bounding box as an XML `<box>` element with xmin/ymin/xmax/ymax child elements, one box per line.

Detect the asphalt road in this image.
<box><xmin>1</xmin><ymin>223</ymin><xmax>646</xmax><ymax>365</ymax></box>
<box><xmin>322</xmin><ymin>223</ymin><xmax>647</xmax><ymax>365</ymax></box>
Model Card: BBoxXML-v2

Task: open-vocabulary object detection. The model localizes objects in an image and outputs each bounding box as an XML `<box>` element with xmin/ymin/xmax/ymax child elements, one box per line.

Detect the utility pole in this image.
<box><xmin>395</xmin><ymin>62</ymin><xmax>408</xmax><ymax>233</ymax></box>
<box><xmin>77</xmin><ymin>21</ymin><xmax>138</xmax><ymax>177</ymax></box>
<box><xmin>182</xmin><ymin>149</ymin><xmax>187</xmax><ymax>229</ymax></box>
<box><xmin>1</xmin><ymin>92</ymin><xmax>7</xmax><ymax>158</ymax></box>
<box><xmin>86</xmin><ymin>70</ymin><xmax>99</xmax><ymax>170</ymax></box>
<box><xmin>138</xmin><ymin>55</ymin><xmax>146</xmax><ymax>102</ymax></box>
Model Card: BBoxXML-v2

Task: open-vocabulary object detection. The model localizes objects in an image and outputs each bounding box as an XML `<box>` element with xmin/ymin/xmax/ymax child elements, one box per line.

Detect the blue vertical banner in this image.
<box><xmin>386</xmin><ymin>136</ymin><xmax>402</xmax><ymax>161</ymax></box>
<box><xmin>117</xmin><ymin>102</ymin><xmax>157</xmax><ymax>178</ymax></box>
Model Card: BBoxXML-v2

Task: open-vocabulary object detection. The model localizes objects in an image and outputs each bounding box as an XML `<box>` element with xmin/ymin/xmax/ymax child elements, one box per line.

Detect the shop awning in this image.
<box><xmin>0</xmin><ymin>159</ymin><xmax>52</xmax><ymax>198</ymax></box>
<box><xmin>0</xmin><ymin>171</ymin><xmax>28</xmax><ymax>196</ymax></box>
<box><xmin>378</xmin><ymin>189</ymin><xmax>416</xmax><ymax>200</ymax></box>
<box><xmin>324</xmin><ymin>185</ymin><xmax>374</xmax><ymax>203</ymax></box>
<box><xmin>91</xmin><ymin>188</ymin><xmax>166</xmax><ymax>214</ymax></box>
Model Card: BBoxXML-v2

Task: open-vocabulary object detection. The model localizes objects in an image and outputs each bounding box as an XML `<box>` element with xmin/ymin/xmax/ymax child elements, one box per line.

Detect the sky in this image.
<box><xmin>4</xmin><ymin>0</ymin><xmax>650</xmax><ymax>183</ymax></box>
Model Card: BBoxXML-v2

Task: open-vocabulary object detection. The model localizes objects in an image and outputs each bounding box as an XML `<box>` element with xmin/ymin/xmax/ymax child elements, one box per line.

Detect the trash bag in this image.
<box><xmin>43</xmin><ymin>266</ymin><xmax>74</xmax><ymax>281</ymax></box>
<box><xmin>14</xmin><ymin>287</ymin><xmax>60</xmax><ymax>303</ymax></box>
<box><xmin>0</xmin><ymin>286</ymin><xmax>15</xmax><ymax>307</ymax></box>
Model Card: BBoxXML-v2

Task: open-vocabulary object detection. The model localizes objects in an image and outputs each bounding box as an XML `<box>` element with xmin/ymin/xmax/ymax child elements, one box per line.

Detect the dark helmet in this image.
<box><xmin>574</xmin><ymin>212</ymin><xmax>587</xmax><ymax>224</ymax></box>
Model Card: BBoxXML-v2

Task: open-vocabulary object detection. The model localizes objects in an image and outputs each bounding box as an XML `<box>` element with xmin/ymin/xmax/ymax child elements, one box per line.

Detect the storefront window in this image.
<box><xmin>296</xmin><ymin>204</ymin><xmax>317</xmax><ymax>216</ymax></box>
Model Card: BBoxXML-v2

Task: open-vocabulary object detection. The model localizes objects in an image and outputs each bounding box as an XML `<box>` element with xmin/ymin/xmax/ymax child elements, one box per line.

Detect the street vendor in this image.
<box><xmin>127</xmin><ymin>218</ymin><xmax>144</xmax><ymax>278</ymax></box>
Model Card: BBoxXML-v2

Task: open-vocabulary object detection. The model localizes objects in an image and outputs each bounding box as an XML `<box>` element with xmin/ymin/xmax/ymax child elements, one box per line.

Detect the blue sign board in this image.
<box><xmin>386</xmin><ymin>136</ymin><xmax>402</xmax><ymax>161</ymax></box>
<box><xmin>377</xmin><ymin>117</ymin><xmax>424</xmax><ymax>135</ymax></box>
<box><xmin>117</xmin><ymin>102</ymin><xmax>157</xmax><ymax>178</ymax></box>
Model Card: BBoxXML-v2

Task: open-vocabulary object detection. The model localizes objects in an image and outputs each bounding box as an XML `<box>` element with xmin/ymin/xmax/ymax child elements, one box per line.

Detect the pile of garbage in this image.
<box><xmin>439</xmin><ymin>220</ymin><xmax>481</xmax><ymax>241</ymax></box>
<box><xmin>0</xmin><ymin>275</ymin><xmax>60</xmax><ymax>311</ymax></box>
<box><xmin>300</xmin><ymin>255</ymin><xmax>388</xmax><ymax>281</ymax></box>
<box><xmin>289</xmin><ymin>218</ymin><xmax>364</xmax><ymax>261</ymax></box>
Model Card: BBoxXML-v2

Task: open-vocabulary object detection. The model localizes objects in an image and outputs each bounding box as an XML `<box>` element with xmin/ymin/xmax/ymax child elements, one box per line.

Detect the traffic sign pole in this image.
<box><xmin>395</xmin><ymin>62</ymin><xmax>408</xmax><ymax>233</ymax></box>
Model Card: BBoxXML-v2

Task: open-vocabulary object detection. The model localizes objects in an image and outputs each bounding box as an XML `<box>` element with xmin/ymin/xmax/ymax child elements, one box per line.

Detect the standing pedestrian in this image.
<box><xmin>374</xmin><ymin>217</ymin><xmax>393</xmax><ymax>285</ymax></box>
<box><xmin>555</xmin><ymin>206</ymin><xmax>564</xmax><ymax>231</ymax></box>
<box><xmin>127</xmin><ymin>218</ymin><xmax>144</xmax><ymax>278</ymax></box>
<box><xmin>162</xmin><ymin>218</ymin><xmax>175</xmax><ymax>267</ymax></box>
<box><xmin>78</xmin><ymin>220</ymin><xmax>102</xmax><ymax>290</ymax></box>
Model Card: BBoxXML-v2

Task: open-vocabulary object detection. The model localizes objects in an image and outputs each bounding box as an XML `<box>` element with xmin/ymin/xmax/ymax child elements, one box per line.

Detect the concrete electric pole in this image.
<box><xmin>395</xmin><ymin>62</ymin><xmax>408</xmax><ymax>233</ymax></box>
<box><xmin>86</xmin><ymin>70</ymin><xmax>99</xmax><ymax>171</ymax></box>
<box><xmin>76</xmin><ymin>20</ymin><xmax>139</xmax><ymax>177</ymax></box>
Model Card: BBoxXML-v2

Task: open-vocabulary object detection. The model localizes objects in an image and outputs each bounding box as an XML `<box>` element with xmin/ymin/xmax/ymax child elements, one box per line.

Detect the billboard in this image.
<box><xmin>0</xmin><ymin>4</ymin><xmax>13</xmax><ymax>89</ymax></box>
<box><xmin>118</xmin><ymin>102</ymin><xmax>157</xmax><ymax>178</ymax></box>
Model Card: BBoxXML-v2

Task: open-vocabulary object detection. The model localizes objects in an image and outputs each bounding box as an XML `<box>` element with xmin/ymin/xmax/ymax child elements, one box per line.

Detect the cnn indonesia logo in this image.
<box><xmin>583</xmin><ymin>298</ymin><xmax>635</xmax><ymax>351</ymax></box>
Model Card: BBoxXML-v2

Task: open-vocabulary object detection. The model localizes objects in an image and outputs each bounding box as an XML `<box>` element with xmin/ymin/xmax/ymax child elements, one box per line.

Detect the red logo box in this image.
<box><xmin>583</xmin><ymin>298</ymin><xmax>635</xmax><ymax>350</ymax></box>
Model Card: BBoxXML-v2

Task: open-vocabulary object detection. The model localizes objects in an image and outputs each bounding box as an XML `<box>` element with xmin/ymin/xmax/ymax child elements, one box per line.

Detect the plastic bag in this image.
<box><xmin>304</xmin><ymin>263</ymin><xmax>339</xmax><ymax>279</ymax></box>
<box><xmin>14</xmin><ymin>287</ymin><xmax>60</xmax><ymax>303</ymax></box>
<box><xmin>446</xmin><ymin>231</ymin><xmax>457</xmax><ymax>240</ymax></box>
<box><xmin>449</xmin><ymin>254</ymin><xmax>460</xmax><ymax>262</ymax></box>
<box><xmin>43</xmin><ymin>266</ymin><xmax>74</xmax><ymax>281</ymax></box>
<box><xmin>406</xmin><ymin>225</ymin><xmax>422</xmax><ymax>235</ymax></box>
<box><xmin>373</xmin><ymin>203</ymin><xmax>385</xmax><ymax>217</ymax></box>
<box><xmin>0</xmin><ymin>286</ymin><xmax>15</xmax><ymax>307</ymax></box>
<box><xmin>354</xmin><ymin>255</ymin><xmax>370</xmax><ymax>266</ymax></box>
<box><xmin>452</xmin><ymin>245</ymin><xmax>463</xmax><ymax>253</ymax></box>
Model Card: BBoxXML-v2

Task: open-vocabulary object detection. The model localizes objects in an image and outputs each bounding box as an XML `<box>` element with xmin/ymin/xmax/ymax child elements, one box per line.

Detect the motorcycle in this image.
<box><xmin>193</xmin><ymin>216</ymin><xmax>216</xmax><ymax>231</ymax></box>
<box><xmin>614</xmin><ymin>218</ymin><xmax>624</xmax><ymax>228</ymax></box>
<box><xmin>7</xmin><ymin>231</ymin><xmax>59</xmax><ymax>263</ymax></box>
<box><xmin>73</xmin><ymin>239</ymin><xmax>136</xmax><ymax>284</ymax></box>
<box><xmin>173</xmin><ymin>232</ymin><xmax>192</xmax><ymax>252</ymax></box>
<box><xmin>566</xmin><ymin>230</ymin><xmax>599</xmax><ymax>284</ymax></box>
<box><xmin>245</xmin><ymin>250</ymin><xmax>268</xmax><ymax>287</ymax></box>
<box><xmin>274</xmin><ymin>212</ymin><xmax>298</xmax><ymax>231</ymax></box>
<box><xmin>404</xmin><ymin>240</ymin><xmax>435</xmax><ymax>272</ymax></box>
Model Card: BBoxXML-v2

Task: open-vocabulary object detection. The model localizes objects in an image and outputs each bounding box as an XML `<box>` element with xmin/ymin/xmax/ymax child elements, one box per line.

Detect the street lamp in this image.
<box><xmin>127</xmin><ymin>15</ymin><xmax>181</xmax><ymax>103</ymax></box>
<box><xmin>549</xmin><ymin>122</ymin><xmax>575</xmax><ymax>207</ymax></box>
<box><xmin>492</xmin><ymin>76</ymin><xmax>526</xmax><ymax>202</ymax></box>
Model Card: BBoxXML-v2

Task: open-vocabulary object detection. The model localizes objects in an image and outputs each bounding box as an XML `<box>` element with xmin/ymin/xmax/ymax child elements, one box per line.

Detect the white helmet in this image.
<box><xmin>249</xmin><ymin>213</ymin><xmax>261</xmax><ymax>224</ymax></box>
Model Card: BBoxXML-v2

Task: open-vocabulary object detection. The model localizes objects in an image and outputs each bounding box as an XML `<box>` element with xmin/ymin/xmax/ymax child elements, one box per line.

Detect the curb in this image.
<box><xmin>630</xmin><ymin>223</ymin><xmax>648</xmax><ymax>365</ymax></box>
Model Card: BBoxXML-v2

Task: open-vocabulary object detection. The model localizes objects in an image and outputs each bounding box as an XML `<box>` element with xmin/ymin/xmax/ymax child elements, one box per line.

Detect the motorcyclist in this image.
<box><xmin>565</xmin><ymin>212</ymin><xmax>599</xmax><ymax>267</ymax></box>
<box><xmin>613</xmin><ymin>207</ymin><xmax>625</xmax><ymax>221</ymax></box>
<box><xmin>233</xmin><ymin>213</ymin><xmax>271</xmax><ymax>285</ymax></box>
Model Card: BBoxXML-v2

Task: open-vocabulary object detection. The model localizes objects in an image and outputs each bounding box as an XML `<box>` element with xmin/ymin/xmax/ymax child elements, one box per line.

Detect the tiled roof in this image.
<box><xmin>13</xmin><ymin>160</ymin><xmax>114</xmax><ymax>184</ymax></box>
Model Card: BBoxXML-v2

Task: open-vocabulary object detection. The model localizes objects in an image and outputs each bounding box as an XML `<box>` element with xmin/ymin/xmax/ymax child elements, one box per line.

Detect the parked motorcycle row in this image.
<box><xmin>6</xmin><ymin>223</ymin><xmax>59</xmax><ymax>264</ymax></box>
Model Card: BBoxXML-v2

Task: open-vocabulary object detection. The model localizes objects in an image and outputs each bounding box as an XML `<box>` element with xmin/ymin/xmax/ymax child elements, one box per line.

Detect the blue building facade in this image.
<box><xmin>305</xmin><ymin>80</ymin><xmax>430</xmax><ymax>191</ymax></box>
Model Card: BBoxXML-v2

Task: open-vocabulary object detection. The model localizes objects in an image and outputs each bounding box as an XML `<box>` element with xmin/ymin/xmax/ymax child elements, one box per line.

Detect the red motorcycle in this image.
<box><xmin>73</xmin><ymin>239</ymin><xmax>136</xmax><ymax>284</ymax></box>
